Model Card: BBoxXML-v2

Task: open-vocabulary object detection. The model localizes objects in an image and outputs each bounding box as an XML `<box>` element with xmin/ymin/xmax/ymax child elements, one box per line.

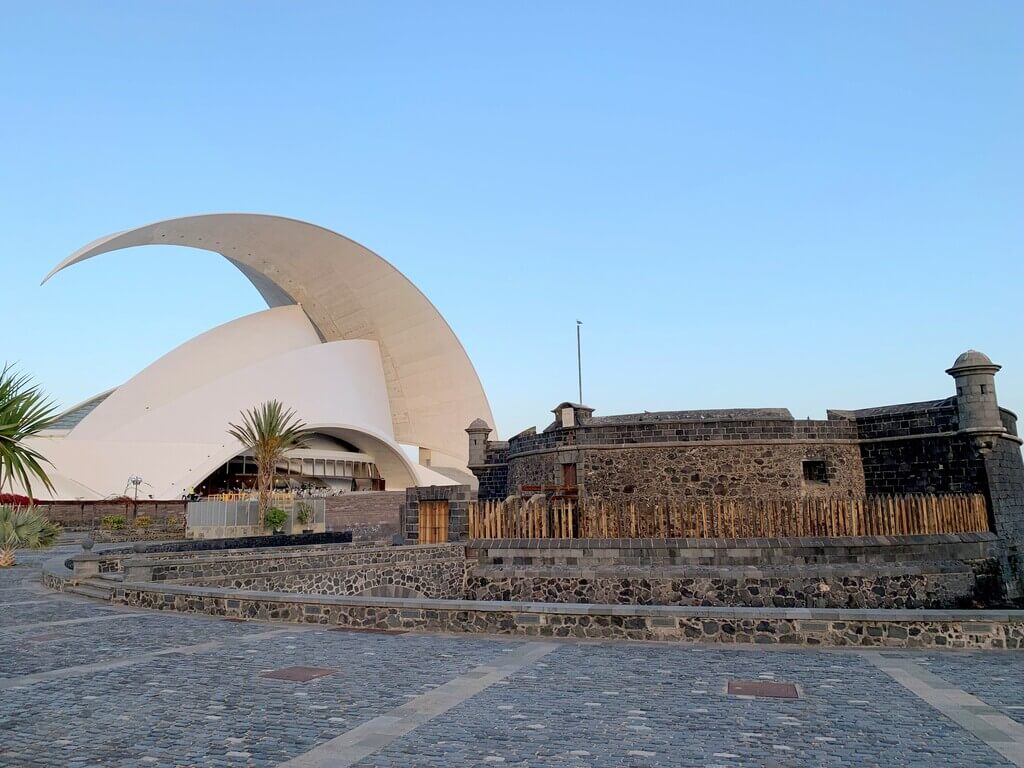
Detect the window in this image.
<box><xmin>802</xmin><ymin>459</ymin><xmax>829</xmax><ymax>484</ymax></box>
<box><xmin>561</xmin><ymin>462</ymin><xmax>577</xmax><ymax>488</ymax></box>
<box><xmin>980</xmin><ymin>384</ymin><xmax>988</xmax><ymax>394</ymax></box>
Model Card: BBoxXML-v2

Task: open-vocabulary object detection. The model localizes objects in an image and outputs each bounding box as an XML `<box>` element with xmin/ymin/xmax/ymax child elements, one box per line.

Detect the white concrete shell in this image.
<box><xmin>23</xmin><ymin>214</ymin><xmax>493</xmax><ymax>500</ymax></box>
<box><xmin>44</xmin><ymin>213</ymin><xmax>494</xmax><ymax>469</ymax></box>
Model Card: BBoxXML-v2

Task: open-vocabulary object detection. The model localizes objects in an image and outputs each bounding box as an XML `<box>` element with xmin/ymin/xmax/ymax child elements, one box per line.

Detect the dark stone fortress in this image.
<box><xmin>467</xmin><ymin>351</ymin><xmax>1024</xmax><ymax>585</ymax></box>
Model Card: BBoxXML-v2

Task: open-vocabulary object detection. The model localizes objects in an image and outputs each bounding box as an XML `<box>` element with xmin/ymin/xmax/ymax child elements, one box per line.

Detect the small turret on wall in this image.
<box><xmin>466</xmin><ymin>418</ymin><xmax>492</xmax><ymax>468</ymax></box>
<box><xmin>946</xmin><ymin>350</ymin><xmax>1006</xmax><ymax>452</ymax></box>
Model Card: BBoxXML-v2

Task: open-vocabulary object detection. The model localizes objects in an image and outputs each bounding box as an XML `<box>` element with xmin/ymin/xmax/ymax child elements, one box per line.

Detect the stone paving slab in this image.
<box><xmin>4</xmin><ymin>547</ymin><xmax>1024</xmax><ymax>767</ymax></box>
<box><xmin>912</xmin><ymin>653</ymin><xmax>1024</xmax><ymax>727</ymax></box>
<box><xmin>1</xmin><ymin>612</ymin><xmax>275</xmax><ymax>677</ymax></box>
<box><xmin>1</xmin><ymin>621</ymin><xmax>518</xmax><ymax>766</ymax></box>
<box><xmin>353</xmin><ymin>643</ymin><xmax>1015</xmax><ymax>767</ymax></box>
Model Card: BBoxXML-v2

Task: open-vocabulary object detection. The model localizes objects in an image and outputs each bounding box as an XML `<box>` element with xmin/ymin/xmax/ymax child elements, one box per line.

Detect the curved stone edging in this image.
<box><xmin>111</xmin><ymin>579</ymin><xmax>1024</xmax><ymax>649</ymax></box>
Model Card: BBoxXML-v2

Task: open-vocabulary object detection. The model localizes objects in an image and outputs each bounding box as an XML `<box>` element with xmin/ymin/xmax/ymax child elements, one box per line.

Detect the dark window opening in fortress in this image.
<box><xmin>561</xmin><ymin>462</ymin><xmax>577</xmax><ymax>488</ymax></box>
<box><xmin>802</xmin><ymin>460</ymin><xmax>829</xmax><ymax>485</ymax></box>
<box><xmin>981</xmin><ymin>384</ymin><xmax>988</xmax><ymax>394</ymax></box>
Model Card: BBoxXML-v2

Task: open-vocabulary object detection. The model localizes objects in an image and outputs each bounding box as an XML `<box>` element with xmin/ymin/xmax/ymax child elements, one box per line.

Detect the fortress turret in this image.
<box><xmin>947</xmin><ymin>350</ymin><xmax>1006</xmax><ymax>451</ymax></box>
<box><xmin>466</xmin><ymin>418</ymin><xmax>492</xmax><ymax>467</ymax></box>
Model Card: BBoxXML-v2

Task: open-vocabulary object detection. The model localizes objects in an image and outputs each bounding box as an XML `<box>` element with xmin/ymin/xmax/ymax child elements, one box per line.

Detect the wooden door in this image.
<box><xmin>419</xmin><ymin>500</ymin><xmax>449</xmax><ymax>544</ymax></box>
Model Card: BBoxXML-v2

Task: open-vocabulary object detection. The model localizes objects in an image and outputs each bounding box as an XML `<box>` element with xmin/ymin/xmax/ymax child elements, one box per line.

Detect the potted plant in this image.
<box><xmin>295</xmin><ymin>501</ymin><xmax>314</xmax><ymax>534</ymax></box>
<box><xmin>263</xmin><ymin>507</ymin><xmax>288</xmax><ymax>535</ymax></box>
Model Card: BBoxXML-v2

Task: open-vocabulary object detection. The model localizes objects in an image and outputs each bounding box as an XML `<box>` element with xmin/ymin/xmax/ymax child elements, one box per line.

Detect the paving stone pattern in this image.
<box><xmin>362</xmin><ymin>644</ymin><xmax>1016</xmax><ymax>767</ymax></box>
<box><xmin>5</xmin><ymin>545</ymin><xmax>1024</xmax><ymax>766</ymax></box>
<box><xmin>915</xmin><ymin>652</ymin><xmax>1024</xmax><ymax>727</ymax></box>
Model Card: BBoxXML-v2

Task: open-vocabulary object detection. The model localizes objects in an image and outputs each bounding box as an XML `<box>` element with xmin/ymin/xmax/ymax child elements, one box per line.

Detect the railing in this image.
<box><xmin>204</xmin><ymin>492</ymin><xmax>296</xmax><ymax>503</ymax></box>
<box><xmin>468</xmin><ymin>494</ymin><xmax>989</xmax><ymax>540</ymax></box>
<box><xmin>187</xmin><ymin>498</ymin><xmax>325</xmax><ymax>532</ymax></box>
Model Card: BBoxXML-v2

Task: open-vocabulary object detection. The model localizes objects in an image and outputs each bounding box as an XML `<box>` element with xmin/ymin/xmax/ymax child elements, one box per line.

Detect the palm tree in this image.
<box><xmin>0</xmin><ymin>505</ymin><xmax>61</xmax><ymax>567</ymax></box>
<box><xmin>227</xmin><ymin>400</ymin><xmax>312</xmax><ymax>523</ymax></box>
<box><xmin>0</xmin><ymin>364</ymin><xmax>57</xmax><ymax>497</ymax></box>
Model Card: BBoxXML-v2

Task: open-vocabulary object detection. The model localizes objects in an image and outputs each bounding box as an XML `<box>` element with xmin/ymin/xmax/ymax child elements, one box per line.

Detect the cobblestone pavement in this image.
<box><xmin>2</xmin><ymin>546</ymin><xmax>1024</xmax><ymax>767</ymax></box>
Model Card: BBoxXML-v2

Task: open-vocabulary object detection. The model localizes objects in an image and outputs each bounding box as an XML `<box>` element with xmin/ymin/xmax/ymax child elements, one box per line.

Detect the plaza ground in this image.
<box><xmin>3</xmin><ymin>544</ymin><xmax>1024</xmax><ymax>767</ymax></box>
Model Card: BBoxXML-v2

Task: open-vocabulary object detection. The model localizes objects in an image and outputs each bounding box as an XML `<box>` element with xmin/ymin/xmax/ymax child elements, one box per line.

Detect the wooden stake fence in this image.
<box><xmin>467</xmin><ymin>494</ymin><xmax>988</xmax><ymax>540</ymax></box>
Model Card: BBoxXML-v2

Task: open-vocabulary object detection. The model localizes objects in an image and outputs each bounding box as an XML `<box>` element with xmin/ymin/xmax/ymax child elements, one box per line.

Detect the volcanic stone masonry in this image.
<box><xmin>462</xmin><ymin>351</ymin><xmax>1024</xmax><ymax>586</ymax></box>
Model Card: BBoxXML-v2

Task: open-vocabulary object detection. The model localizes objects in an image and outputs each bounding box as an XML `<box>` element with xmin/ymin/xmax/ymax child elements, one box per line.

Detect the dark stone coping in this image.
<box><xmin>469</xmin><ymin>533</ymin><xmax>998</xmax><ymax>550</ymax></box>
<box><xmin>585</xmin><ymin>408</ymin><xmax>795</xmax><ymax>425</ymax></box>
<box><xmin>127</xmin><ymin>542</ymin><xmax>460</xmax><ymax>570</ymax></box>
<box><xmin>64</xmin><ymin>531</ymin><xmax>356</xmax><ymax>570</ymax></box>
<box><xmin>850</xmin><ymin>399</ymin><xmax>954</xmax><ymax>417</ymax></box>
<box><xmin>138</xmin><ymin>530</ymin><xmax>353</xmax><ymax>552</ymax></box>
<box><xmin>114</xmin><ymin>580</ymin><xmax>1024</xmax><ymax>623</ymax></box>
<box><xmin>470</xmin><ymin>561</ymin><xmax>974</xmax><ymax>578</ymax></box>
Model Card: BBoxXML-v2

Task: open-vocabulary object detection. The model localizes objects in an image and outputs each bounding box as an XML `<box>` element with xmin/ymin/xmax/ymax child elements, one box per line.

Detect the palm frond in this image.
<box><xmin>227</xmin><ymin>400</ymin><xmax>312</xmax><ymax>520</ymax></box>
<box><xmin>0</xmin><ymin>364</ymin><xmax>58</xmax><ymax>496</ymax></box>
<box><xmin>0</xmin><ymin>505</ymin><xmax>61</xmax><ymax>555</ymax></box>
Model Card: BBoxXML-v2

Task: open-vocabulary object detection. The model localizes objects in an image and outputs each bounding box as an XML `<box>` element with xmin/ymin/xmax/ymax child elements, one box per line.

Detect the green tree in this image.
<box><xmin>227</xmin><ymin>400</ymin><xmax>311</xmax><ymax>523</ymax></box>
<box><xmin>0</xmin><ymin>364</ymin><xmax>57</xmax><ymax>497</ymax></box>
<box><xmin>0</xmin><ymin>505</ymin><xmax>61</xmax><ymax>567</ymax></box>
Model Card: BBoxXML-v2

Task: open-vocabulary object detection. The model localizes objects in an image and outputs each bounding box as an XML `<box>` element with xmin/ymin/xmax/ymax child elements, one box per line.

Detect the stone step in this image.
<box><xmin>96</xmin><ymin>572</ymin><xmax>124</xmax><ymax>582</ymax></box>
<box><xmin>67</xmin><ymin>583</ymin><xmax>113</xmax><ymax>601</ymax></box>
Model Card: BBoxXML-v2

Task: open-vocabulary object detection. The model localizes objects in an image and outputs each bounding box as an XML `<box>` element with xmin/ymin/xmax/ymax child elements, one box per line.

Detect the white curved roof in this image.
<box><xmin>44</xmin><ymin>213</ymin><xmax>494</xmax><ymax>465</ymax></box>
<box><xmin>21</xmin><ymin>306</ymin><xmax>460</xmax><ymax>499</ymax></box>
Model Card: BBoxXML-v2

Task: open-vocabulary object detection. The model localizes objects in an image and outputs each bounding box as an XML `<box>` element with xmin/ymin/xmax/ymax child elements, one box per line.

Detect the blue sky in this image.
<box><xmin>2</xmin><ymin>2</ymin><xmax>1022</xmax><ymax>438</ymax></box>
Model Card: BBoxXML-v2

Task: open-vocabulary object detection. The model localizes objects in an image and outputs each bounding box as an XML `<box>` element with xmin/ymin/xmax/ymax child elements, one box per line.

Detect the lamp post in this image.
<box><xmin>127</xmin><ymin>475</ymin><xmax>143</xmax><ymax>521</ymax></box>
<box><xmin>576</xmin><ymin>320</ymin><xmax>583</xmax><ymax>404</ymax></box>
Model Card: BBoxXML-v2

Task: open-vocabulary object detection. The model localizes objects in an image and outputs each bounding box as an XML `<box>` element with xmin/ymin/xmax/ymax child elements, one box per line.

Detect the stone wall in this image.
<box><xmin>493</xmin><ymin>412</ymin><xmax>868</xmax><ymax>504</ymax></box>
<box><xmin>112</xmin><ymin>583</ymin><xmax>1024</xmax><ymax>650</ymax></box>
<box><xmin>464</xmin><ymin>566</ymin><xmax>981</xmax><ymax>610</ymax></box>
<box><xmin>201</xmin><ymin>558</ymin><xmax>465</xmax><ymax>599</ymax></box>
<box><xmin>401</xmin><ymin>485</ymin><xmax>472</xmax><ymax>542</ymax></box>
<box><xmin>986</xmin><ymin>438</ymin><xmax>1024</xmax><ymax>548</ymax></box>
<box><xmin>474</xmin><ymin>443</ymin><xmax>509</xmax><ymax>501</ymax></box>
<box><xmin>464</xmin><ymin>534</ymin><xmax>1005</xmax><ymax>610</ymax></box>
<box><xmin>324</xmin><ymin>491</ymin><xmax>404</xmax><ymax>540</ymax></box>
<box><xmin>133</xmin><ymin>543</ymin><xmax>456</xmax><ymax>583</ymax></box>
<box><xmin>851</xmin><ymin>402</ymin><xmax>988</xmax><ymax>496</ymax></box>
<box><xmin>985</xmin><ymin>437</ymin><xmax>1024</xmax><ymax>596</ymax></box>
<box><xmin>577</xmin><ymin>443</ymin><xmax>865</xmax><ymax>505</ymax></box>
<box><xmin>33</xmin><ymin>500</ymin><xmax>186</xmax><ymax>530</ymax></box>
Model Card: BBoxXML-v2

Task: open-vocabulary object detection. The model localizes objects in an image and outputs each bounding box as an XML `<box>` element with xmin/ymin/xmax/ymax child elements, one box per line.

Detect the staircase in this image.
<box><xmin>66</xmin><ymin>572</ymin><xmax>122</xmax><ymax>602</ymax></box>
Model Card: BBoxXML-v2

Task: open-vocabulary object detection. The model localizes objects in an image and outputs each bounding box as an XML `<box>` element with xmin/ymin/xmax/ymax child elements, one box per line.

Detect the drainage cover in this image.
<box><xmin>727</xmin><ymin>680</ymin><xmax>799</xmax><ymax>699</ymax></box>
<box><xmin>260</xmin><ymin>666</ymin><xmax>337</xmax><ymax>682</ymax></box>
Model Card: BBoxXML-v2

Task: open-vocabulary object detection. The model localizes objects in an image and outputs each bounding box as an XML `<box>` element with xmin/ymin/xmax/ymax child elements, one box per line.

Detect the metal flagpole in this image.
<box><xmin>576</xmin><ymin>320</ymin><xmax>583</xmax><ymax>404</ymax></box>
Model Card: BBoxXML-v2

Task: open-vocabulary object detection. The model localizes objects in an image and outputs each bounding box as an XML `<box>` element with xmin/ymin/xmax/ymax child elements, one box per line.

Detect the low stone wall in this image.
<box><xmin>465</xmin><ymin>534</ymin><xmax>1006</xmax><ymax>609</ymax></box>
<box><xmin>69</xmin><ymin>533</ymin><xmax>357</xmax><ymax>575</ymax></box>
<box><xmin>468</xmin><ymin>533</ymin><xmax>999</xmax><ymax>567</ymax></box>
<box><xmin>34</xmin><ymin>500</ymin><xmax>186</xmax><ymax>530</ymax></box>
<box><xmin>465</xmin><ymin>563</ymin><xmax>981</xmax><ymax>610</ymax></box>
<box><xmin>197</xmin><ymin>559</ymin><xmax>465</xmax><ymax>599</ymax></box>
<box><xmin>112</xmin><ymin>583</ymin><xmax>1024</xmax><ymax>650</ymax></box>
<box><xmin>131</xmin><ymin>543</ymin><xmax>462</xmax><ymax>583</ymax></box>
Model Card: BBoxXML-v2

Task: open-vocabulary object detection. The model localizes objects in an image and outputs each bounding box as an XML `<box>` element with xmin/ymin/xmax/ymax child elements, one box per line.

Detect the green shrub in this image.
<box><xmin>101</xmin><ymin>514</ymin><xmax>127</xmax><ymax>531</ymax></box>
<box><xmin>133</xmin><ymin>515</ymin><xmax>152</xmax><ymax>529</ymax></box>
<box><xmin>295</xmin><ymin>502</ymin><xmax>313</xmax><ymax>525</ymax></box>
<box><xmin>263</xmin><ymin>507</ymin><xmax>288</xmax><ymax>531</ymax></box>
